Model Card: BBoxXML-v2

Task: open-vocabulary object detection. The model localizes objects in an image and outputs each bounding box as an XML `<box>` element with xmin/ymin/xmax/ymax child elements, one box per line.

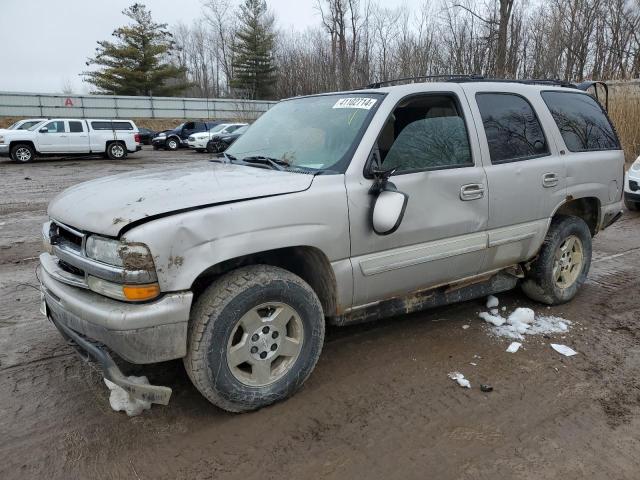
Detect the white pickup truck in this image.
<box><xmin>0</xmin><ymin>118</ymin><xmax>141</xmax><ymax>162</ymax></box>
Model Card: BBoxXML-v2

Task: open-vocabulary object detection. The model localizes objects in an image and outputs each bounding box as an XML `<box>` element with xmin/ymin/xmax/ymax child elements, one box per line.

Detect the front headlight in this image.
<box><xmin>85</xmin><ymin>235</ymin><xmax>155</xmax><ymax>270</ymax></box>
<box><xmin>632</xmin><ymin>157</ymin><xmax>640</xmax><ymax>171</ymax></box>
<box><xmin>0</xmin><ymin>135</ymin><xmax>5</xmax><ymax>143</ymax></box>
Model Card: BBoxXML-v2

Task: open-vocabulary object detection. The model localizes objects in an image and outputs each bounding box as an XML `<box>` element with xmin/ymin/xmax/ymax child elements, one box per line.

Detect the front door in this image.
<box><xmin>346</xmin><ymin>91</ymin><xmax>489</xmax><ymax>307</ymax></box>
<box><xmin>37</xmin><ymin>120</ymin><xmax>68</xmax><ymax>153</ymax></box>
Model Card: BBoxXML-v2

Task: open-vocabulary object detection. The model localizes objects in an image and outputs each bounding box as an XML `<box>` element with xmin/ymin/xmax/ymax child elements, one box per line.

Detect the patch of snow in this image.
<box><xmin>448</xmin><ymin>372</ymin><xmax>471</xmax><ymax>388</ymax></box>
<box><xmin>104</xmin><ymin>376</ymin><xmax>152</xmax><ymax>416</ymax></box>
<box><xmin>462</xmin><ymin>324</ymin><xmax>470</xmax><ymax>330</ymax></box>
<box><xmin>479</xmin><ymin>311</ymin><xmax>506</xmax><ymax>326</ymax></box>
<box><xmin>490</xmin><ymin>308</ymin><xmax>499</xmax><ymax>315</ymax></box>
<box><xmin>501</xmin><ymin>306</ymin><xmax>507</xmax><ymax>311</ymax></box>
<box><xmin>551</xmin><ymin>344</ymin><xmax>578</xmax><ymax>356</ymax></box>
<box><xmin>486</xmin><ymin>295</ymin><xmax>499</xmax><ymax>309</ymax></box>
<box><xmin>470</xmin><ymin>362</ymin><xmax>477</xmax><ymax>366</ymax></box>
<box><xmin>506</xmin><ymin>341</ymin><xmax>522</xmax><ymax>353</ymax></box>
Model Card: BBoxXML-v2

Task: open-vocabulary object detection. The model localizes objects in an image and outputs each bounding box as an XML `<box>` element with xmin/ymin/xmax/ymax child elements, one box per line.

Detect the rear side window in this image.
<box><xmin>69</xmin><ymin>121</ymin><xmax>84</xmax><ymax>133</ymax></box>
<box><xmin>476</xmin><ymin>93</ymin><xmax>549</xmax><ymax>163</ymax></box>
<box><xmin>541</xmin><ymin>91</ymin><xmax>620</xmax><ymax>152</ymax></box>
<box><xmin>111</xmin><ymin>121</ymin><xmax>133</xmax><ymax>131</ymax></box>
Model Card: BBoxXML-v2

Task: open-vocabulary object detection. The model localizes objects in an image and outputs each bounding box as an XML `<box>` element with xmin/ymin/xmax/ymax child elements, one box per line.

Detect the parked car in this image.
<box><xmin>137</xmin><ymin>127</ymin><xmax>156</xmax><ymax>145</ymax></box>
<box><xmin>1</xmin><ymin>118</ymin><xmax>48</xmax><ymax>132</ymax></box>
<box><xmin>205</xmin><ymin>124</ymin><xmax>249</xmax><ymax>153</ymax></box>
<box><xmin>0</xmin><ymin>119</ymin><xmax>141</xmax><ymax>162</ymax></box>
<box><xmin>187</xmin><ymin>123</ymin><xmax>248</xmax><ymax>152</ymax></box>
<box><xmin>152</xmin><ymin>120</ymin><xmax>224</xmax><ymax>150</ymax></box>
<box><xmin>39</xmin><ymin>78</ymin><xmax>623</xmax><ymax>413</ymax></box>
<box><xmin>624</xmin><ymin>156</ymin><xmax>640</xmax><ymax>210</ymax></box>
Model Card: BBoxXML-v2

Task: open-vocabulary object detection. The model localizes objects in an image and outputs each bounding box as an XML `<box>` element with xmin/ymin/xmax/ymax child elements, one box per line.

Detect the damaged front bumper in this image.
<box><xmin>39</xmin><ymin>255</ymin><xmax>193</xmax><ymax>405</ymax></box>
<box><xmin>49</xmin><ymin>314</ymin><xmax>173</xmax><ymax>405</ymax></box>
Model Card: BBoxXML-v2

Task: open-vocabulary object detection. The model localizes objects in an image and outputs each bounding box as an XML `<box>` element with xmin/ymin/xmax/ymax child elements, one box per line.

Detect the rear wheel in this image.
<box><xmin>166</xmin><ymin>138</ymin><xmax>179</xmax><ymax>150</ymax></box>
<box><xmin>184</xmin><ymin>265</ymin><xmax>325</xmax><ymax>412</ymax></box>
<box><xmin>10</xmin><ymin>144</ymin><xmax>35</xmax><ymax>163</ymax></box>
<box><xmin>521</xmin><ymin>215</ymin><xmax>592</xmax><ymax>305</ymax></box>
<box><xmin>106</xmin><ymin>142</ymin><xmax>127</xmax><ymax>160</ymax></box>
<box><xmin>624</xmin><ymin>197</ymin><xmax>639</xmax><ymax>211</ymax></box>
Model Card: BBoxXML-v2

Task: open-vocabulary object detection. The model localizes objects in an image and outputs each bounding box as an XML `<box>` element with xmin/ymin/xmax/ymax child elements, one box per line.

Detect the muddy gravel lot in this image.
<box><xmin>1</xmin><ymin>148</ymin><xmax>639</xmax><ymax>480</ymax></box>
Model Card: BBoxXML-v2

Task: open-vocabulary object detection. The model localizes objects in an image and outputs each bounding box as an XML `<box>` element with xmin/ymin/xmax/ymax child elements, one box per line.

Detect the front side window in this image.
<box><xmin>378</xmin><ymin>94</ymin><xmax>473</xmax><ymax>173</ymax></box>
<box><xmin>541</xmin><ymin>91</ymin><xmax>620</xmax><ymax>152</ymax></box>
<box><xmin>227</xmin><ymin>93</ymin><xmax>382</xmax><ymax>172</ymax></box>
<box><xmin>43</xmin><ymin>121</ymin><xmax>65</xmax><ymax>133</ymax></box>
<box><xmin>476</xmin><ymin>93</ymin><xmax>549</xmax><ymax>163</ymax></box>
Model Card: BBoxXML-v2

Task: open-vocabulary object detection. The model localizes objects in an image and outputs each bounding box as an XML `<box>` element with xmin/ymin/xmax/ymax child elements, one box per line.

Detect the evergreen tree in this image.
<box><xmin>82</xmin><ymin>3</ymin><xmax>188</xmax><ymax>96</ymax></box>
<box><xmin>231</xmin><ymin>0</ymin><xmax>277</xmax><ymax>100</ymax></box>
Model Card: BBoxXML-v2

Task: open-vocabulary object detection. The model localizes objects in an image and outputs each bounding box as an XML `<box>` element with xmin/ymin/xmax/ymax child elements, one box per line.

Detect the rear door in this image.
<box><xmin>37</xmin><ymin>120</ymin><xmax>68</xmax><ymax>153</ymax></box>
<box><xmin>67</xmin><ymin>120</ymin><xmax>90</xmax><ymax>153</ymax></box>
<box><xmin>462</xmin><ymin>86</ymin><xmax>566</xmax><ymax>272</ymax></box>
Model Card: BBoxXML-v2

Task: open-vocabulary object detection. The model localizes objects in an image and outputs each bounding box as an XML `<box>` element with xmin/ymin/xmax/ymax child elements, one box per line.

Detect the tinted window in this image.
<box><xmin>18</xmin><ymin>121</ymin><xmax>42</xmax><ymax>130</ymax></box>
<box><xmin>69</xmin><ymin>121</ymin><xmax>84</xmax><ymax>133</ymax></box>
<box><xmin>183</xmin><ymin>122</ymin><xmax>195</xmax><ymax>130</ymax></box>
<box><xmin>43</xmin><ymin>121</ymin><xmax>65</xmax><ymax>133</ymax></box>
<box><xmin>476</xmin><ymin>93</ymin><xmax>549</xmax><ymax>163</ymax></box>
<box><xmin>541</xmin><ymin>91</ymin><xmax>620</xmax><ymax>152</ymax></box>
<box><xmin>91</xmin><ymin>121</ymin><xmax>111</xmax><ymax>130</ymax></box>
<box><xmin>383</xmin><ymin>116</ymin><xmax>473</xmax><ymax>172</ymax></box>
<box><xmin>111</xmin><ymin>121</ymin><xmax>133</xmax><ymax>131</ymax></box>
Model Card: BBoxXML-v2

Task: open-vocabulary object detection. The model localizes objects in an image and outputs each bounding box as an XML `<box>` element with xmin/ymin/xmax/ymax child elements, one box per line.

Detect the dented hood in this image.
<box><xmin>48</xmin><ymin>162</ymin><xmax>314</xmax><ymax>237</ymax></box>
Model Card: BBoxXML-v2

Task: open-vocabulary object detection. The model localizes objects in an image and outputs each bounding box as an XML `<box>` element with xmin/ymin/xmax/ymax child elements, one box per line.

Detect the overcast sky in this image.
<box><xmin>0</xmin><ymin>0</ymin><xmax>423</xmax><ymax>94</ymax></box>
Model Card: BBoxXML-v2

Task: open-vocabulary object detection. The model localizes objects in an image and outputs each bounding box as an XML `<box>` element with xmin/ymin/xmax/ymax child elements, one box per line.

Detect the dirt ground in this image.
<box><xmin>1</xmin><ymin>147</ymin><xmax>639</xmax><ymax>480</ymax></box>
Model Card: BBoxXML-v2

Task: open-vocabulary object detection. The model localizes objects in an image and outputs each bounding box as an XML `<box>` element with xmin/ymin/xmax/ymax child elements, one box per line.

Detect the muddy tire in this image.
<box><xmin>624</xmin><ymin>197</ymin><xmax>639</xmax><ymax>211</ymax></box>
<box><xmin>106</xmin><ymin>142</ymin><xmax>127</xmax><ymax>160</ymax></box>
<box><xmin>184</xmin><ymin>265</ymin><xmax>325</xmax><ymax>412</ymax></box>
<box><xmin>521</xmin><ymin>215</ymin><xmax>592</xmax><ymax>305</ymax></box>
<box><xmin>166</xmin><ymin>137</ymin><xmax>179</xmax><ymax>151</ymax></box>
<box><xmin>10</xmin><ymin>143</ymin><xmax>35</xmax><ymax>163</ymax></box>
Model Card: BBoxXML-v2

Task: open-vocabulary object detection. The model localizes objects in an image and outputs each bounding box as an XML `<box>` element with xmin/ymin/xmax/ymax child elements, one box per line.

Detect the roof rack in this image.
<box><xmin>366</xmin><ymin>75</ymin><xmax>579</xmax><ymax>89</ymax></box>
<box><xmin>366</xmin><ymin>74</ymin><xmax>483</xmax><ymax>89</ymax></box>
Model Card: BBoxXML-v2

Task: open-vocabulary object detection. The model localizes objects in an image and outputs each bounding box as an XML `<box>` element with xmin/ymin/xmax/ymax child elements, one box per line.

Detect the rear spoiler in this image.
<box><xmin>575</xmin><ymin>81</ymin><xmax>609</xmax><ymax>111</ymax></box>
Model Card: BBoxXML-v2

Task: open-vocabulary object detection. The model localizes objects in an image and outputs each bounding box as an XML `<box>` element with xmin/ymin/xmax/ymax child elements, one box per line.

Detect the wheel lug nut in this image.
<box><xmin>272</xmin><ymin>331</ymin><xmax>279</xmax><ymax>339</ymax></box>
<box><xmin>250</xmin><ymin>346</ymin><xmax>258</xmax><ymax>354</ymax></box>
<box><xmin>262</xmin><ymin>326</ymin><xmax>270</xmax><ymax>334</ymax></box>
<box><xmin>251</xmin><ymin>334</ymin><xmax>259</xmax><ymax>342</ymax></box>
<box><xmin>271</xmin><ymin>344</ymin><xmax>278</xmax><ymax>351</ymax></box>
<box><xmin>260</xmin><ymin>351</ymin><xmax>267</xmax><ymax>359</ymax></box>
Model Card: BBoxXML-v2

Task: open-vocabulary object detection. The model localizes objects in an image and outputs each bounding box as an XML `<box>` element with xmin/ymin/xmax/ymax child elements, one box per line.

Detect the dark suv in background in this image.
<box><xmin>152</xmin><ymin>120</ymin><xmax>225</xmax><ymax>150</ymax></box>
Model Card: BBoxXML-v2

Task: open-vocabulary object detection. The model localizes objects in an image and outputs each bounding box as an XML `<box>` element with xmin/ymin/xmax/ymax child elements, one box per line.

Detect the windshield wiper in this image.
<box><xmin>240</xmin><ymin>155</ymin><xmax>290</xmax><ymax>171</ymax></box>
<box><xmin>209</xmin><ymin>152</ymin><xmax>237</xmax><ymax>163</ymax></box>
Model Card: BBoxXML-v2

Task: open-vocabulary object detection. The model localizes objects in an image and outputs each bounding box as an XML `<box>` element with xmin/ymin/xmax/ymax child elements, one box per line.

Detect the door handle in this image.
<box><xmin>460</xmin><ymin>183</ymin><xmax>485</xmax><ymax>201</ymax></box>
<box><xmin>542</xmin><ymin>172</ymin><xmax>559</xmax><ymax>188</ymax></box>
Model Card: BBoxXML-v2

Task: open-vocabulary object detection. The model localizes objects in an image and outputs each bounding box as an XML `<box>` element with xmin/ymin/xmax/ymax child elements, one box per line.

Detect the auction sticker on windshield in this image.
<box><xmin>333</xmin><ymin>97</ymin><xmax>377</xmax><ymax>110</ymax></box>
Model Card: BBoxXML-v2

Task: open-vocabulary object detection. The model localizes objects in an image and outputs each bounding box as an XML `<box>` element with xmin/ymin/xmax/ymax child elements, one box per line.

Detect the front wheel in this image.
<box><xmin>106</xmin><ymin>142</ymin><xmax>127</xmax><ymax>160</ymax></box>
<box><xmin>166</xmin><ymin>138</ymin><xmax>179</xmax><ymax>150</ymax></box>
<box><xmin>184</xmin><ymin>265</ymin><xmax>325</xmax><ymax>412</ymax></box>
<box><xmin>521</xmin><ymin>215</ymin><xmax>592</xmax><ymax>305</ymax></box>
<box><xmin>10</xmin><ymin>144</ymin><xmax>35</xmax><ymax>163</ymax></box>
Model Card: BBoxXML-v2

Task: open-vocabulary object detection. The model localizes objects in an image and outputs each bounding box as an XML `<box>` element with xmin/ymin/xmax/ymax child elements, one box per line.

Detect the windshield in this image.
<box><xmin>226</xmin><ymin>93</ymin><xmax>382</xmax><ymax>172</ymax></box>
<box><xmin>27</xmin><ymin>121</ymin><xmax>47</xmax><ymax>131</ymax></box>
<box><xmin>210</xmin><ymin>124</ymin><xmax>228</xmax><ymax>134</ymax></box>
<box><xmin>7</xmin><ymin>121</ymin><xmax>19</xmax><ymax>129</ymax></box>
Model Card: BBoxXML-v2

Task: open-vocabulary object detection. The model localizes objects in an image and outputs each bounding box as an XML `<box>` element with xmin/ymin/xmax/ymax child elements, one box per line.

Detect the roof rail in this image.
<box><xmin>366</xmin><ymin>74</ymin><xmax>484</xmax><ymax>89</ymax></box>
<box><xmin>365</xmin><ymin>75</ymin><xmax>578</xmax><ymax>89</ymax></box>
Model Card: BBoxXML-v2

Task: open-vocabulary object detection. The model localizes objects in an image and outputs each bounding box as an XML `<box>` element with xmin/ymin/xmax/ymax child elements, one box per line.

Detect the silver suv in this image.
<box><xmin>39</xmin><ymin>79</ymin><xmax>624</xmax><ymax>412</ymax></box>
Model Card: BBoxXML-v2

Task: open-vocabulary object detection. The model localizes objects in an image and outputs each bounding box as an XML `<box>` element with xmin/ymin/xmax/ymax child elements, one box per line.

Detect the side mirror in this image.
<box><xmin>372</xmin><ymin>188</ymin><xmax>409</xmax><ymax>235</ymax></box>
<box><xmin>39</xmin><ymin>127</ymin><xmax>48</xmax><ymax>133</ymax></box>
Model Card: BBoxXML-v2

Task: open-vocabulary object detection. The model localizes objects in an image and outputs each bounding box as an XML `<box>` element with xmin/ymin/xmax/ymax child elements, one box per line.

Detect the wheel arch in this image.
<box><xmin>190</xmin><ymin>245</ymin><xmax>339</xmax><ymax>317</ymax></box>
<box><xmin>551</xmin><ymin>196</ymin><xmax>601</xmax><ymax>235</ymax></box>
<box><xmin>9</xmin><ymin>140</ymin><xmax>36</xmax><ymax>152</ymax></box>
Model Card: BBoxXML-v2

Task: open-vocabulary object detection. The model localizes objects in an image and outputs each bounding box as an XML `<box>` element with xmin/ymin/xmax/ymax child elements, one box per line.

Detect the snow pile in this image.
<box><xmin>479</xmin><ymin>297</ymin><xmax>571</xmax><ymax>340</ymax></box>
<box><xmin>104</xmin><ymin>376</ymin><xmax>152</xmax><ymax>416</ymax></box>
<box><xmin>506</xmin><ymin>341</ymin><xmax>522</xmax><ymax>353</ymax></box>
<box><xmin>486</xmin><ymin>295</ymin><xmax>499</xmax><ymax>309</ymax></box>
<box><xmin>551</xmin><ymin>344</ymin><xmax>578</xmax><ymax>356</ymax></box>
<box><xmin>448</xmin><ymin>372</ymin><xmax>471</xmax><ymax>388</ymax></box>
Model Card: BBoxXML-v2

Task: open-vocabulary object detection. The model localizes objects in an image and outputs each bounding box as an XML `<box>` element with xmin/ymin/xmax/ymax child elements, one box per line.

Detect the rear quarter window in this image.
<box><xmin>541</xmin><ymin>91</ymin><xmax>620</xmax><ymax>152</ymax></box>
<box><xmin>91</xmin><ymin>121</ymin><xmax>134</xmax><ymax>131</ymax></box>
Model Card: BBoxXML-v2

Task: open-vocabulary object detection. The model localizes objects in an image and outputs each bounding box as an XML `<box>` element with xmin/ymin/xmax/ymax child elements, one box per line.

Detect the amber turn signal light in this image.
<box><xmin>122</xmin><ymin>283</ymin><xmax>160</xmax><ymax>301</ymax></box>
